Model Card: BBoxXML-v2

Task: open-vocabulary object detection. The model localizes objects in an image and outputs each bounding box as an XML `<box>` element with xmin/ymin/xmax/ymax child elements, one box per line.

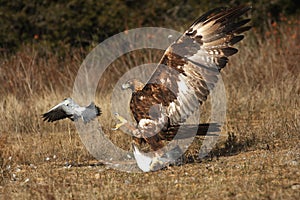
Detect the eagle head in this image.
<box><xmin>121</xmin><ymin>79</ymin><xmax>144</xmax><ymax>92</ymax></box>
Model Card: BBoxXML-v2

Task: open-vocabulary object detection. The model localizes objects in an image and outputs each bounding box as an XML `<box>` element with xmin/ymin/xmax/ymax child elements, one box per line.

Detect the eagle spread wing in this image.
<box><xmin>127</xmin><ymin>6</ymin><xmax>251</xmax><ymax>151</ymax></box>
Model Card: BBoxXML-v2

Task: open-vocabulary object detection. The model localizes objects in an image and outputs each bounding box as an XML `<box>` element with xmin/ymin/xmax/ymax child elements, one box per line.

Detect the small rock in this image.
<box><xmin>30</xmin><ymin>164</ymin><xmax>37</xmax><ymax>169</ymax></box>
<box><xmin>290</xmin><ymin>160</ymin><xmax>298</xmax><ymax>166</ymax></box>
<box><xmin>94</xmin><ymin>173</ymin><xmax>100</xmax><ymax>179</ymax></box>
<box><xmin>124</xmin><ymin>180</ymin><xmax>131</xmax><ymax>184</ymax></box>
<box><xmin>291</xmin><ymin>184</ymin><xmax>300</xmax><ymax>190</ymax></box>
<box><xmin>12</xmin><ymin>173</ymin><xmax>17</xmax><ymax>181</ymax></box>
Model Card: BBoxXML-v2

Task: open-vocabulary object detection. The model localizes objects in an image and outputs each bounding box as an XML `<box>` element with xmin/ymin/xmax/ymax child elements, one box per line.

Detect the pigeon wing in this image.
<box><xmin>42</xmin><ymin>104</ymin><xmax>73</xmax><ymax>122</ymax></box>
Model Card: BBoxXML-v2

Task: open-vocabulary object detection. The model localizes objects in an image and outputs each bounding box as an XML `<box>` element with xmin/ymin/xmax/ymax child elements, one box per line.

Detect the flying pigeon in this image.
<box><xmin>42</xmin><ymin>98</ymin><xmax>101</xmax><ymax>123</ymax></box>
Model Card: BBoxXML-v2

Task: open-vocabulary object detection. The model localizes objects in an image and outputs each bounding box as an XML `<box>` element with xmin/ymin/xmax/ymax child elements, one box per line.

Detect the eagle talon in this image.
<box><xmin>111</xmin><ymin>112</ymin><xmax>128</xmax><ymax>130</ymax></box>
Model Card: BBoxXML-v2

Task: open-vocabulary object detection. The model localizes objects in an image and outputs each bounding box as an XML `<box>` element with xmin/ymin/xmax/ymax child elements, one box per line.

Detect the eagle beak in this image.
<box><xmin>132</xmin><ymin>144</ymin><xmax>152</xmax><ymax>172</ymax></box>
<box><xmin>121</xmin><ymin>83</ymin><xmax>130</xmax><ymax>90</ymax></box>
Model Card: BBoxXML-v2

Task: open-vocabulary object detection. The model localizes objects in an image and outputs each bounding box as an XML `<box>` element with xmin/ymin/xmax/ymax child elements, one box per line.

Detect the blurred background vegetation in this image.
<box><xmin>0</xmin><ymin>0</ymin><xmax>299</xmax><ymax>55</ymax></box>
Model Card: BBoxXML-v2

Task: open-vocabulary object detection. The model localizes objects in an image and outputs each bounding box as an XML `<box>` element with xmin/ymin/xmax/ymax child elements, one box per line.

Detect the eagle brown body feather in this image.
<box><xmin>126</xmin><ymin>6</ymin><xmax>251</xmax><ymax>151</ymax></box>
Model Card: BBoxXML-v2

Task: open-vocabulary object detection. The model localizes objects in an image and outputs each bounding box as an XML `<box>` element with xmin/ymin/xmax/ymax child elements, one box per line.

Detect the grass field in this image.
<box><xmin>0</xmin><ymin>17</ymin><xmax>299</xmax><ymax>199</ymax></box>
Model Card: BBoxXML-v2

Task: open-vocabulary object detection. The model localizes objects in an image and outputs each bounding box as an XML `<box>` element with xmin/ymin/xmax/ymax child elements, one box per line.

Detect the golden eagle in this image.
<box><xmin>113</xmin><ymin>6</ymin><xmax>251</xmax><ymax>171</ymax></box>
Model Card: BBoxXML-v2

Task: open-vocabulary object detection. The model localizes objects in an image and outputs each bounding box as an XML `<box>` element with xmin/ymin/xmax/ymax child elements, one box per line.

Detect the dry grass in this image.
<box><xmin>0</xmin><ymin>18</ymin><xmax>299</xmax><ymax>199</ymax></box>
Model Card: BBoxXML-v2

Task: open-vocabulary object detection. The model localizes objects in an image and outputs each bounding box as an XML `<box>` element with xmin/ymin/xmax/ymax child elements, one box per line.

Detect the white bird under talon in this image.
<box><xmin>133</xmin><ymin>144</ymin><xmax>168</xmax><ymax>172</ymax></box>
<box><xmin>149</xmin><ymin>156</ymin><xmax>165</xmax><ymax>172</ymax></box>
<box><xmin>133</xmin><ymin>144</ymin><xmax>185</xmax><ymax>172</ymax></box>
<box><xmin>133</xmin><ymin>144</ymin><xmax>152</xmax><ymax>172</ymax></box>
<box><xmin>111</xmin><ymin>112</ymin><xmax>128</xmax><ymax>130</ymax></box>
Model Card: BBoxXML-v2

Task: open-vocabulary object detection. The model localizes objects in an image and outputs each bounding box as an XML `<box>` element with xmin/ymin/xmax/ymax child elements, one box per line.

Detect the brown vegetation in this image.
<box><xmin>0</xmin><ymin>17</ymin><xmax>299</xmax><ymax>199</ymax></box>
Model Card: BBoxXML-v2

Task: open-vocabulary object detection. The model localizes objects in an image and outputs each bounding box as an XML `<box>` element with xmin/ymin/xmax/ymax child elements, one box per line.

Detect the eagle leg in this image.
<box><xmin>111</xmin><ymin>113</ymin><xmax>142</xmax><ymax>138</ymax></box>
<box><xmin>111</xmin><ymin>112</ymin><xmax>128</xmax><ymax>130</ymax></box>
